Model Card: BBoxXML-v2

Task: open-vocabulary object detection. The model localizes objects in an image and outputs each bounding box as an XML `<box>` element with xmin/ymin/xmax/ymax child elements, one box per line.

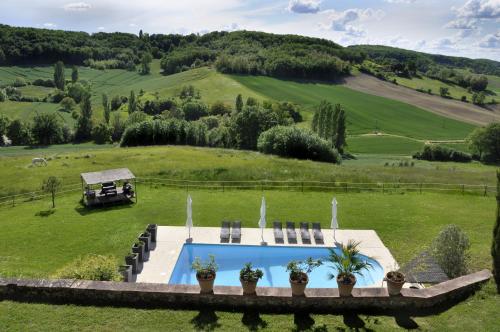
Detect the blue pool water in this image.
<box><xmin>169</xmin><ymin>244</ymin><xmax>384</xmax><ymax>288</ymax></box>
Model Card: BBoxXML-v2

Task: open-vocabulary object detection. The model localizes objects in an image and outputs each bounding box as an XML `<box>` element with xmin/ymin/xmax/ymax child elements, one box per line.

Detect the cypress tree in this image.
<box><xmin>71</xmin><ymin>66</ymin><xmax>79</xmax><ymax>83</ymax></box>
<box><xmin>235</xmin><ymin>94</ymin><xmax>243</xmax><ymax>112</ymax></box>
<box><xmin>54</xmin><ymin>61</ymin><xmax>65</xmax><ymax>90</ymax></box>
<box><xmin>75</xmin><ymin>93</ymin><xmax>93</xmax><ymax>141</ymax></box>
<box><xmin>492</xmin><ymin>170</ymin><xmax>500</xmax><ymax>293</ymax></box>
<box><xmin>334</xmin><ymin>108</ymin><xmax>347</xmax><ymax>154</ymax></box>
<box><xmin>102</xmin><ymin>93</ymin><xmax>110</xmax><ymax>124</ymax></box>
<box><xmin>128</xmin><ymin>91</ymin><xmax>136</xmax><ymax>114</ymax></box>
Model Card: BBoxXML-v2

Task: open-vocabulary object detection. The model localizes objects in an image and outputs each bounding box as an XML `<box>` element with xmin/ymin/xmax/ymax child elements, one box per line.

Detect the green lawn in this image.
<box><xmin>230</xmin><ymin>75</ymin><xmax>475</xmax><ymax>140</ymax></box>
<box><xmin>0</xmin><ymin>187</ymin><xmax>498</xmax><ymax>331</ymax></box>
<box><xmin>393</xmin><ymin>75</ymin><xmax>474</xmax><ymax>101</ymax></box>
<box><xmin>0</xmin><ymin>101</ymin><xmax>74</xmax><ymax>125</ymax></box>
<box><xmin>348</xmin><ymin>135</ymin><xmax>424</xmax><ymax>155</ymax></box>
<box><xmin>0</xmin><ymin>145</ymin><xmax>496</xmax><ymax>196</ymax></box>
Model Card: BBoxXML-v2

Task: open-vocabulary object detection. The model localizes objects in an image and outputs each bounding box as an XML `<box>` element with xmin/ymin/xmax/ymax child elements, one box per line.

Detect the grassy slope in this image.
<box><xmin>393</xmin><ymin>75</ymin><xmax>474</xmax><ymax>101</ymax></box>
<box><xmin>230</xmin><ymin>75</ymin><xmax>475</xmax><ymax>140</ymax></box>
<box><xmin>0</xmin><ymin>101</ymin><xmax>73</xmax><ymax>125</ymax></box>
<box><xmin>0</xmin><ymin>187</ymin><xmax>498</xmax><ymax>331</ymax></box>
<box><xmin>348</xmin><ymin>135</ymin><xmax>424</xmax><ymax>155</ymax></box>
<box><xmin>0</xmin><ymin>145</ymin><xmax>496</xmax><ymax>196</ymax></box>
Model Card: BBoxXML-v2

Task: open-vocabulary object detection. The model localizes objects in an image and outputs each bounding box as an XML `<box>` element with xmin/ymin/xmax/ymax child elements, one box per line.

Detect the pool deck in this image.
<box><xmin>137</xmin><ymin>226</ymin><xmax>399</xmax><ymax>286</ymax></box>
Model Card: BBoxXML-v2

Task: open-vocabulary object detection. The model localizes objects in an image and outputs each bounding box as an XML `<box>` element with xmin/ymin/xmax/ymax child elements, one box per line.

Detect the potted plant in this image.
<box><xmin>125</xmin><ymin>252</ymin><xmax>139</xmax><ymax>274</ymax></box>
<box><xmin>147</xmin><ymin>224</ymin><xmax>158</xmax><ymax>243</ymax></box>
<box><xmin>192</xmin><ymin>255</ymin><xmax>218</xmax><ymax>294</ymax></box>
<box><xmin>327</xmin><ymin>240</ymin><xmax>373</xmax><ymax>297</ymax></box>
<box><xmin>132</xmin><ymin>240</ymin><xmax>145</xmax><ymax>262</ymax></box>
<box><xmin>286</xmin><ymin>257</ymin><xmax>322</xmax><ymax>296</ymax></box>
<box><xmin>119</xmin><ymin>265</ymin><xmax>132</xmax><ymax>282</ymax></box>
<box><xmin>385</xmin><ymin>270</ymin><xmax>406</xmax><ymax>295</ymax></box>
<box><xmin>240</xmin><ymin>263</ymin><xmax>264</xmax><ymax>295</ymax></box>
<box><xmin>138</xmin><ymin>232</ymin><xmax>151</xmax><ymax>252</ymax></box>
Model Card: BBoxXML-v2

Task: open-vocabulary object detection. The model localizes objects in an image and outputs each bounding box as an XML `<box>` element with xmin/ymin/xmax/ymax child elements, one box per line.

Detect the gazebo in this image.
<box><xmin>81</xmin><ymin>168</ymin><xmax>137</xmax><ymax>207</ymax></box>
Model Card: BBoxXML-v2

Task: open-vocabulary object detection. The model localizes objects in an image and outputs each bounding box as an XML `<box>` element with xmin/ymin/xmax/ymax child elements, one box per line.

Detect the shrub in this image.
<box><xmin>50</xmin><ymin>89</ymin><xmax>66</xmax><ymax>103</ymax></box>
<box><xmin>92</xmin><ymin>123</ymin><xmax>112</xmax><ymax>144</ymax></box>
<box><xmin>413</xmin><ymin>144</ymin><xmax>472</xmax><ymax>163</ymax></box>
<box><xmin>12</xmin><ymin>77</ymin><xmax>27</xmax><ymax>87</ymax></box>
<box><xmin>32</xmin><ymin>78</ymin><xmax>55</xmax><ymax>87</ymax></box>
<box><xmin>53</xmin><ymin>255</ymin><xmax>122</xmax><ymax>281</ymax></box>
<box><xmin>60</xmin><ymin>97</ymin><xmax>76</xmax><ymax>112</ymax></box>
<box><xmin>31</xmin><ymin>113</ymin><xmax>63</xmax><ymax>145</ymax></box>
<box><xmin>182</xmin><ymin>101</ymin><xmax>208</xmax><ymax>121</ymax></box>
<box><xmin>209</xmin><ymin>101</ymin><xmax>231</xmax><ymax>116</ymax></box>
<box><xmin>0</xmin><ymin>89</ymin><xmax>6</xmax><ymax>102</ymax></box>
<box><xmin>111</xmin><ymin>95</ymin><xmax>124</xmax><ymax>110</ymax></box>
<box><xmin>257</xmin><ymin>126</ymin><xmax>341</xmax><ymax>163</ymax></box>
<box><xmin>430</xmin><ymin>225</ymin><xmax>470</xmax><ymax>278</ymax></box>
<box><xmin>7</xmin><ymin>119</ymin><xmax>31</xmax><ymax>145</ymax></box>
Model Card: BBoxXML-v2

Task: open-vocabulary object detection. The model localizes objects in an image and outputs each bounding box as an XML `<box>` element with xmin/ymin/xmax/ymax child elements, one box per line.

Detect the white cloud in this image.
<box><xmin>478</xmin><ymin>31</ymin><xmax>500</xmax><ymax>48</ymax></box>
<box><xmin>432</xmin><ymin>37</ymin><xmax>457</xmax><ymax>50</ymax></box>
<box><xmin>63</xmin><ymin>2</ymin><xmax>92</xmax><ymax>12</ymax></box>
<box><xmin>384</xmin><ymin>0</ymin><xmax>416</xmax><ymax>3</ymax></box>
<box><xmin>43</xmin><ymin>22</ymin><xmax>57</xmax><ymax>28</ymax></box>
<box><xmin>222</xmin><ymin>23</ymin><xmax>241</xmax><ymax>32</ymax></box>
<box><xmin>454</xmin><ymin>0</ymin><xmax>500</xmax><ymax>20</ymax></box>
<box><xmin>287</xmin><ymin>0</ymin><xmax>321</xmax><ymax>14</ymax></box>
<box><xmin>320</xmin><ymin>8</ymin><xmax>384</xmax><ymax>39</ymax></box>
<box><xmin>97</xmin><ymin>26</ymin><xmax>105</xmax><ymax>31</ymax></box>
<box><xmin>445</xmin><ymin>17</ymin><xmax>477</xmax><ymax>29</ymax></box>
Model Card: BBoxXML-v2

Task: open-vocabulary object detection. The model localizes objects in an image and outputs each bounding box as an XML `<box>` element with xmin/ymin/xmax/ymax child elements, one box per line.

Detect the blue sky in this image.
<box><xmin>0</xmin><ymin>0</ymin><xmax>498</xmax><ymax>60</ymax></box>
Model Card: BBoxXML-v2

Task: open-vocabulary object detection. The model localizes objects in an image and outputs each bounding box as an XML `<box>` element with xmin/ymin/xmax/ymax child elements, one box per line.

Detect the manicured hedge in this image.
<box><xmin>257</xmin><ymin>126</ymin><xmax>340</xmax><ymax>163</ymax></box>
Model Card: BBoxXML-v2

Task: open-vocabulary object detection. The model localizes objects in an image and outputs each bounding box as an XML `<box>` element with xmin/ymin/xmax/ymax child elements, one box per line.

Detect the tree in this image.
<box><xmin>60</xmin><ymin>97</ymin><xmax>76</xmax><ymax>112</ymax></box>
<box><xmin>183</xmin><ymin>101</ymin><xmax>208</xmax><ymax>121</ymax></box>
<box><xmin>470</xmin><ymin>75</ymin><xmax>488</xmax><ymax>91</ymax></box>
<box><xmin>139</xmin><ymin>29</ymin><xmax>143</xmax><ymax>39</ymax></box>
<box><xmin>128</xmin><ymin>91</ymin><xmax>137</xmax><ymax>114</ymax></box>
<box><xmin>42</xmin><ymin>176</ymin><xmax>62</xmax><ymax>208</ymax></box>
<box><xmin>0</xmin><ymin>88</ymin><xmax>7</xmax><ymax>102</ymax></box>
<box><xmin>111</xmin><ymin>113</ymin><xmax>125</xmax><ymax>141</ymax></box>
<box><xmin>235</xmin><ymin>94</ymin><xmax>243</xmax><ymax>112</ymax></box>
<box><xmin>102</xmin><ymin>93</ymin><xmax>110</xmax><ymax>124</ymax></box>
<box><xmin>246</xmin><ymin>97</ymin><xmax>258</xmax><ymax>107</ymax></box>
<box><xmin>334</xmin><ymin>107</ymin><xmax>347</xmax><ymax>154</ymax></box>
<box><xmin>439</xmin><ymin>87</ymin><xmax>450</xmax><ymax>98</ymax></box>
<box><xmin>31</xmin><ymin>113</ymin><xmax>63</xmax><ymax>145</ymax></box>
<box><xmin>0</xmin><ymin>114</ymin><xmax>10</xmax><ymax>139</ymax></box>
<box><xmin>210</xmin><ymin>101</ymin><xmax>231</xmax><ymax>116</ymax></box>
<box><xmin>140</xmin><ymin>52</ymin><xmax>153</xmax><ymax>74</ymax></box>
<box><xmin>74</xmin><ymin>93</ymin><xmax>93</xmax><ymax>141</ymax></box>
<box><xmin>54</xmin><ymin>61</ymin><xmax>65</xmax><ymax>90</ymax></box>
<box><xmin>472</xmin><ymin>92</ymin><xmax>486</xmax><ymax>106</ymax></box>
<box><xmin>467</xmin><ymin>123</ymin><xmax>500</xmax><ymax>162</ymax></box>
<box><xmin>7</xmin><ymin>119</ymin><xmax>31</xmax><ymax>145</ymax></box>
<box><xmin>92</xmin><ymin>123</ymin><xmax>112</xmax><ymax>144</ymax></box>
<box><xmin>67</xmin><ymin>82</ymin><xmax>88</xmax><ymax>103</ymax></box>
<box><xmin>431</xmin><ymin>225</ymin><xmax>470</xmax><ymax>278</ymax></box>
<box><xmin>492</xmin><ymin>171</ymin><xmax>500</xmax><ymax>293</ymax></box>
<box><xmin>71</xmin><ymin>66</ymin><xmax>79</xmax><ymax>83</ymax></box>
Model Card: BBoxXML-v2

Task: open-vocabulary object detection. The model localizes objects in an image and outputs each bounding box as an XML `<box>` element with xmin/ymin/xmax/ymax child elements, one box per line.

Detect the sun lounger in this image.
<box><xmin>273</xmin><ymin>221</ymin><xmax>284</xmax><ymax>243</ymax></box>
<box><xmin>300</xmin><ymin>222</ymin><xmax>311</xmax><ymax>244</ymax></box>
<box><xmin>312</xmin><ymin>222</ymin><xmax>324</xmax><ymax>243</ymax></box>
<box><xmin>231</xmin><ymin>220</ymin><xmax>241</xmax><ymax>242</ymax></box>
<box><xmin>286</xmin><ymin>221</ymin><xmax>297</xmax><ymax>243</ymax></box>
<box><xmin>220</xmin><ymin>221</ymin><xmax>230</xmax><ymax>242</ymax></box>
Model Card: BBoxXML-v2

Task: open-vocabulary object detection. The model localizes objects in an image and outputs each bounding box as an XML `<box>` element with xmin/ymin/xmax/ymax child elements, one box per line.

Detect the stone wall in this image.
<box><xmin>0</xmin><ymin>270</ymin><xmax>491</xmax><ymax>315</ymax></box>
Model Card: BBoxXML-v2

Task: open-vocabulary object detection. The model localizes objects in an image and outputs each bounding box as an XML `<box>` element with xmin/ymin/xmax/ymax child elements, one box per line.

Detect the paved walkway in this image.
<box><xmin>137</xmin><ymin>226</ymin><xmax>399</xmax><ymax>286</ymax></box>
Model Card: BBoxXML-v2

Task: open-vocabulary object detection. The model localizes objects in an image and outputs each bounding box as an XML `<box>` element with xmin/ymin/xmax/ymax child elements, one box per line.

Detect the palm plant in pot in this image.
<box><xmin>385</xmin><ymin>270</ymin><xmax>406</xmax><ymax>295</ymax></box>
<box><xmin>192</xmin><ymin>255</ymin><xmax>218</xmax><ymax>294</ymax></box>
<box><xmin>327</xmin><ymin>240</ymin><xmax>373</xmax><ymax>297</ymax></box>
<box><xmin>286</xmin><ymin>257</ymin><xmax>322</xmax><ymax>296</ymax></box>
<box><xmin>240</xmin><ymin>263</ymin><xmax>264</xmax><ymax>295</ymax></box>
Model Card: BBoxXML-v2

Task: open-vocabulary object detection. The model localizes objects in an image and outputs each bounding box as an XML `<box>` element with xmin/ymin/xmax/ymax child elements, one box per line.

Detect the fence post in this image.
<box><xmin>12</xmin><ymin>196</ymin><xmax>15</xmax><ymax>207</ymax></box>
<box><xmin>222</xmin><ymin>183</ymin><xmax>225</xmax><ymax>193</ymax></box>
<box><xmin>382</xmin><ymin>183</ymin><xmax>384</xmax><ymax>194</ymax></box>
<box><xmin>344</xmin><ymin>183</ymin><xmax>348</xmax><ymax>193</ymax></box>
<box><xmin>484</xmin><ymin>185</ymin><xmax>488</xmax><ymax>197</ymax></box>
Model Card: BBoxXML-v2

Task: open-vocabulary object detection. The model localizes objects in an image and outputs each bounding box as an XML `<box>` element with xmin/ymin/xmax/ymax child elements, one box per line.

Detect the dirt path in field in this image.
<box><xmin>343</xmin><ymin>73</ymin><xmax>500</xmax><ymax>126</ymax></box>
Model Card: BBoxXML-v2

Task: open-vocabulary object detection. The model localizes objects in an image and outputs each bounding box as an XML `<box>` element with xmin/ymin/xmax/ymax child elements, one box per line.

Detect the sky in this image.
<box><xmin>0</xmin><ymin>0</ymin><xmax>499</xmax><ymax>60</ymax></box>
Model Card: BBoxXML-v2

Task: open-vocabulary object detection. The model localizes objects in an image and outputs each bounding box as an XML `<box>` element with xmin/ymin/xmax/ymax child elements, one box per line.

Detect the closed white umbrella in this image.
<box><xmin>259</xmin><ymin>197</ymin><xmax>266</xmax><ymax>243</ymax></box>
<box><xmin>186</xmin><ymin>195</ymin><xmax>193</xmax><ymax>240</ymax></box>
<box><xmin>331</xmin><ymin>198</ymin><xmax>339</xmax><ymax>242</ymax></box>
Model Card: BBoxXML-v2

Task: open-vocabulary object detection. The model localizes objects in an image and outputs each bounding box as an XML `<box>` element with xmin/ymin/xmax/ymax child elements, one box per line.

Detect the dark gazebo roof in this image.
<box><xmin>81</xmin><ymin>168</ymin><xmax>135</xmax><ymax>185</ymax></box>
<box><xmin>401</xmin><ymin>251</ymin><xmax>449</xmax><ymax>284</ymax></box>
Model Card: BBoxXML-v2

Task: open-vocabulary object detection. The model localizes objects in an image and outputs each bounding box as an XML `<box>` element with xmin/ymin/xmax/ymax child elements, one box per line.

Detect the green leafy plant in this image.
<box><xmin>53</xmin><ymin>254</ymin><xmax>122</xmax><ymax>281</ymax></box>
<box><xmin>192</xmin><ymin>255</ymin><xmax>218</xmax><ymax>280</ymax></box>
<box><xmin>240</xmin><ymin>263</ymin><xmax>264</xmax><ymax>282</ymax></box>
<box><xmin>286</xmin><ymin>257</ymin><xmax>322</xmax><ymax>283</ymax></box>
<box><xmin>431</xmin><ymin>224</ymin><xmax>470</xmax><ymax>278</ymax></box>
<box><xmin>327</xmin><ymin>240</ymin><xmax>373</xmax><ymax>284</ymax></box>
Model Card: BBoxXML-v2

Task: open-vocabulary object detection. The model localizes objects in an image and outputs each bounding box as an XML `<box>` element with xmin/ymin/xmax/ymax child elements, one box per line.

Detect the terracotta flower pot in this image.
<box><xmin>289</xmin><ymin>272</ymin><xmax>308</xmax><ymax>296</ymax></box>
<box><xmin>240</xmin><ymin>278</ymin><xmax>258</xmax><ymax>295</ymax></box>
<box><xmin>386</xmin><ymin>271</ymin><xmax>406</xmax><ymax>296</ymax></box>
<box><xmin>197</xmin><ymin>272</ymin><xmax>216</xmax><ymax>294</ymax></box>
<box><xmin>337</xmin><ymin>274</ymin><xmax>356</xmax><ymax>297</ymax></box>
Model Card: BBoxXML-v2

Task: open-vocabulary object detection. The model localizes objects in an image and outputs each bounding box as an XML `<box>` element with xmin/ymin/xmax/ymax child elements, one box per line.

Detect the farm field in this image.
<box><xmin>0</xmin><ymin>145</ymin><xmax>496</xmax><ymax>196</ymax></box>
<box><xmin>393</xmin><ymin>75</ymin><xmax>474</xmax><ymax>101</ymax></box>
<box><xmin>0</xmin><ymin>187</ymin><xmax>498</xmax><ymax>331</ymax></box>
<box><xmin>348</xmin><ymin>135</ymin><xmax>424</xmax><ymax>155</ymax></box>
<box><xmin>230</xmin><ymin>74</ymin><xmax>476</xmax><ymax>140</ymax></box>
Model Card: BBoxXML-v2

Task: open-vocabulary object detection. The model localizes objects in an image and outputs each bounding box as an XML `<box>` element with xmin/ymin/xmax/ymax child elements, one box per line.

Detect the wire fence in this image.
<box><xmin>0</xmin><ymin>178</ymin><xmax>496</xmax><ymax>209</ymax></box>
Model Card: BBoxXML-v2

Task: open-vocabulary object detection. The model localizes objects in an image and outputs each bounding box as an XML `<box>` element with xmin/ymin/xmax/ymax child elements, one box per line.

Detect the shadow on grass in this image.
<box><xmin>190</xmin><ymin>309</ymin><xmax>221</xmax><ymax>331</ymax></box>
<box><xmin>394</xmin><ymin>313</ymin><xmax>419</xmax><ymax>330</ymax></box>
<box><xmin>35</xmin><ymin>209</ymin><xmax>56</xmax><ymax>217</ymax></box>
<box><xmin>292</xmin><ymin>313</ymin><xmax>327</xmax><ymax>332</ymax></box>
<box><xmin>74</xmin><ymin>203</ymin><xmax>134</xmax><ymax>216</ymax></box>
<box><xmin>241</xmin><ymin>311</ymin><xmax>267</xmax><ymax>331</ymax></box>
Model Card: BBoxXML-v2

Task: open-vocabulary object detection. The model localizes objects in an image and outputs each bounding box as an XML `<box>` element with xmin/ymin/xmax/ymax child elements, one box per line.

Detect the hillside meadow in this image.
<box><xmin>0</xmin><ymin>145</ymin><xmax>496</xmax><ymax>196</ymax></box>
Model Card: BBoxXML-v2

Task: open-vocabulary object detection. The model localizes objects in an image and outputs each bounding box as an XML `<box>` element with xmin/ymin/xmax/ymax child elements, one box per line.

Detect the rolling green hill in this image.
<box><xmin>230</xmin><ymin>74</ymin><xmax>475</xmax><ymax>140</ymax></box>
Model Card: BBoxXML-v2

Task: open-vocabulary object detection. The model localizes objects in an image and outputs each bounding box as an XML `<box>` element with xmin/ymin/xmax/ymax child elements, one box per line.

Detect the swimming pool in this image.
<box><xmin>169</xmin><ymin>243</ymin><xmax>384</xmax><ymax>288</ymax></box>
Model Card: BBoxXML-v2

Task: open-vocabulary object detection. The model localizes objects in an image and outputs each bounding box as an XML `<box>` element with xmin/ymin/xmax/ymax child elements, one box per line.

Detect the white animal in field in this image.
<box><xmin>32</xmin><ymin>158</ymin><xmax>48</xmax><ymax>166</ymax></box>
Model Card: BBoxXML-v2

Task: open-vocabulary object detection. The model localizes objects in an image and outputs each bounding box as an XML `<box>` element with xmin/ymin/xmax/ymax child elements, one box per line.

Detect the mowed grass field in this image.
<box><xmin>393</xmin><ymin>75</ymin><xmax>474</xmax><ymax>101</ymax></box>
<box><xmin>230</xmin><ymin>75</ymin><xmax>476</xmax><ymax>140</ymax></box>
<box><xmin>0</xmin><ymin>187</ymin><xmax>498</xmax><ymax>331</ymax></box>
<box><xmin>0</xmin><ymin>145</ymin><xmax>496</xmax><ymax>196</ymax></box>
